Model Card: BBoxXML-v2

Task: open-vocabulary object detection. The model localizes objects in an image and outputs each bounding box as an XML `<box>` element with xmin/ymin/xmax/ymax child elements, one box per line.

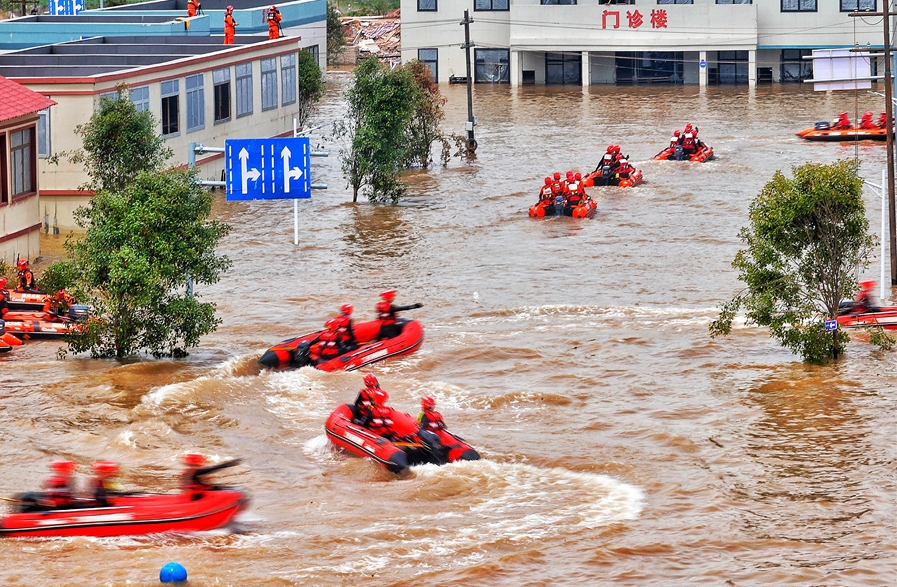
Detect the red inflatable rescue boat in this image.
<box><xmin>653</xmin><ymin>143</ymin><xmax>714</xmax><ymax>162</ymax></box>
<box><xmin>0</xmin><ymin>305</ymin><xmax>89</xmax><ymax>340</ymax></box>
<box><xmin>583</xmin><ymin>166</ymin><xmax>643</xmax><ymax>188</ymax></box>
<box><xmin>5</xmin><ymin>290</ymin><xmax>51</xmax><ymax>312</ymax></box>
<box><xmin>325</xmin><ymin>403</ymin><xmax>480</xmax><ymax>473</ymax></box>
<box><xmin>836</xmin><ymin>306</ymin><xmax>897</xmax><ymax>330</ymax></box>
<box><xmin>529</xmin><ymin>196</ymin><xmax>597</xmax><ymax>219</ymax></box>
<box><xmin>259</xmin><ymin>318</ymin><xmax>424</xmax><ymax>371</ymax></box>
<box><xmin>796</xmin><ymin>122</ymin><xmax>890</xmax><ymax>142</ymax></box>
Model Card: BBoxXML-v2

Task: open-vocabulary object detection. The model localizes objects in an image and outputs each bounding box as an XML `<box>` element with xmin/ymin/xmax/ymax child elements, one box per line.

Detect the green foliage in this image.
<box><xmin>402</xmin><ymin>60</ymin><xmax>449</xmax><ymax>168</ymax></box>
<box><xmin>37</xmin><ymin>260</ymin><xmax>77</xmax><ymax>294</ymax></box>
<box><xmin>63</xmin><ymin>169</ymin><xmax>231</xmax><ymax>358</ymax></box>
<box><xmin>51</xmin><ymin>85</ymin><xmax>172</xmax><ymax>193</ymax></box>
<box><xmin>296</xmin><ymin>49</ymin><xmax>325</xmax><ymax>129</ymax></box>
<box><xmin>332</xmin><ymin>56</ymin><xmax>416</xmax><ymax>203</ymax></box>
<box><xmin>342</xmin><ymin>0</ymin><xmax>398</xmax><ymax>16</ymax></box>
<box><xmin>326</xmin><ymin>1</ymin><xmax>347</xmax><ymax>65</ymax></box>
<box><xmin>709</xmin><ymin>160</ymin><xmax>875</xmax><ymax>364</ymax></box>
<box><xmin>867</xmin><ymin>326</ymin><xmax>896</xmax><ymax>351</ymax></box>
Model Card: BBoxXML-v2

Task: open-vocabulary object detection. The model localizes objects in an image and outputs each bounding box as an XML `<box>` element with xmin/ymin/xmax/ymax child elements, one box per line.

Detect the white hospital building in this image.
<box><xmin>400</xmin><ymin>0</ymin><xmax>883</xmax><ymax>86</ymax></box>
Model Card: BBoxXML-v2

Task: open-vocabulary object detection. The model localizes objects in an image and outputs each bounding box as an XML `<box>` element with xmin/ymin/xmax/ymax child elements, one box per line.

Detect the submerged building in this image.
<box><xmin>400</xmin><ymin>0</ymin><xmax>882</xmax><ymax>86</ymax></box>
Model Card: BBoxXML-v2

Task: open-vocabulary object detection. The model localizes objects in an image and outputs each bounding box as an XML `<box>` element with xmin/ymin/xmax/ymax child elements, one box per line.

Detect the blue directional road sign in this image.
<box><xmin>49</xmin><ymin>0</ymin><xmax>83</xmax><ymax>15</ymax></box>
<box><xmin>225</xmin><ymin>137</ymin><xmax>311</xmax><ymax>201</ymax></box>
<box><xmin>824</xmin><ymin>319</ymin><xmax>838</xmax><ymax>331</ymax></box>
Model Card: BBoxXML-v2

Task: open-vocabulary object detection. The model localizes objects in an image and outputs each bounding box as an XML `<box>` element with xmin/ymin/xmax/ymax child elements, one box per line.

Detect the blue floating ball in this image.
<box><xmin>159</xmin><ymin>562</ymin><xmax>188</xmax><ymax>583</ymax></box>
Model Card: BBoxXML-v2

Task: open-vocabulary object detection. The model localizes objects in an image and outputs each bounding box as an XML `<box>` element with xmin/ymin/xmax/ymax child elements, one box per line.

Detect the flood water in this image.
<box><xmin>2</xmin><ymin>78</ymin><xmax>896</xmax><ymax>586</ymax></box>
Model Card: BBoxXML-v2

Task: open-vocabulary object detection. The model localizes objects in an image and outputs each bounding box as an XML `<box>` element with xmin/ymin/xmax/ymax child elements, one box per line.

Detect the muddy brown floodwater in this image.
<box><xmin>1</xmin><ymin>77</ymin><xmax>895</xmax><ymax>586</ymax></box>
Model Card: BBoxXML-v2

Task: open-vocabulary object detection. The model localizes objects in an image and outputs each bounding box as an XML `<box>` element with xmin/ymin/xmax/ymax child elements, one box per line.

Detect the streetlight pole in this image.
<box><xmin>460</xmin><ymin>9</ymin><xmax>477</xmax><ymax>156</ymax></box>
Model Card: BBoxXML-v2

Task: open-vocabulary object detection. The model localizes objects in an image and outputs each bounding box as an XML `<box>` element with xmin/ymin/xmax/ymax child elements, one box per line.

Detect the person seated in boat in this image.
<box><xmin>376</xmin><ymin>289</ymin><xmax>401</xmax><ymax>339</ymax></box>
<box><xmin>878</xmin><ymin>111</ymin><xmax>889</xmax><ymax>129</ymax></box>
<box><xmin>669</xmin><ymin>129</ymin><xmax>681</xmax><ymax>149</ymax></box>
<box><xmin>88</xmin><ymin>461</ymin><xmax>120</xmax><ymax>507</ymax></box>
<box><xmin>0</xmin><ymin>277</ymin><xmax>8</xmax><ymax>317</ymax></box>
<box><xmin>42</xmin><ymin>459</ymin><xmax>79</xmax><ymax>508</ymax></box>
<box><xmin>353</xmin><ymin>373</ymin><xmax>381</xmax><ymax>420</ymax></box>
<box><xmin>358</xmin><ymin>386</ymin><xmax>399</xmax><ymax>439</ymax></box>
<box><xmin>334</xmin><ymin>303</ymin><xmax>357</xmax><ymax>352</ymax></box>
<box><xmin>310</xmin><ymin>319</ymin><xmax>341</xmax><ymax>364</ymax></box>
<box><xmin>16</xmin><ymin>259</ymin><xmax>37</xmax><ymax>293</ymax></box>
<box><xmin>681</xmin><ymin>125</ymin><xmax>698</xmax><ymax>155</ymax></box>
<box><xmin>832</xmin><ymin>111</ymin><xmax>851</xmax><ymax>130</ymax></box>
<box><xmin>538</xmin><ymin>177</ymin><xmax>554</xmax><ymax>202</ymax></box>
<box><xmin>417</xmin><ymin>396</ymin><xmax>446</xmax><ymax>432</ymax></box>
<box><xmin>614</xmin><ymin>158</ymin><xmax>633</xmax><ymax>181</ymax></box>
<box><xmin>850</xmin><ymin>280</ymin><xmax>877</xmax><ymax>314</ymax></box>
<box><xmin>565</xmin><ymin>172</ymin><xmax>587</xmax><ymax>212</ymax></box>
<box><xmin>180</xmin><ymin>453</ymin><xmax>211</xmax><ymax>496</ymax></box>
<box><xmin>42</xmin><ymin>289</ymin><xmax>75</xmax><ymax>321</ymax></box>
<box><xmin>860</xmin><ymin>111</ymin><xmax>876</xmax><ymax>129</ymax></box>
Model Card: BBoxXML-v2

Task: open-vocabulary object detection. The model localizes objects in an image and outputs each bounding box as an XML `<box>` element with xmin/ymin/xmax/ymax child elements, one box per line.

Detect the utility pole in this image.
<box><xmin>460</xmin><ymin>10</ymin><xmax>477</xmax><ymax>156</ymax></box>
<box><xmin>851</xmin><ymin>6</ymin><xmax>897</xmax><ymax>285</ymax></box>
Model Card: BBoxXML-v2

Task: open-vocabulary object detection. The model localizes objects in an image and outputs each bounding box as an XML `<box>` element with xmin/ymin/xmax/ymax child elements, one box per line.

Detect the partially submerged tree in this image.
<box><xmin>52</xmin><ymin>85</ymin><xmax>172</xmax><ymax>192</ymax></box>
<box><xmin>295</xmin><ymin>48</ymin><xmax>325</xmax><ymax>129</ymax></box>
<box><xmin>333</xmin><ymin>57</ymin><xmax>451</xmax><ymax>203</ymax></box>
<box><xmin>65</xmin><ymin>169</ymin><xmax>231</xmax><ymax>358</ymax></box>
<box><xmin>709</xmin><ymin>160</ymin><xmax>878</xmax><ymax>363</ymax></box>
<box><xmin>326</xmin><ymin>1</ymin><xmax>346</xmax><ymax>66</ymax></box>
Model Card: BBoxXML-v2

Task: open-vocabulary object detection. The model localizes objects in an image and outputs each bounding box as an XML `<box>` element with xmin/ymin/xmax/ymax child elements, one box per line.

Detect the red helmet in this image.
<box><xmin>421</xmin><ymin>396</ymin><xmax>436</xmax><ymax>410</ymax></box>
<box><xmin>865</xmin><ymin>111</ymin><xmax>873</xmax><ymax>117</ymax></box>
<box><xmin>50</xmin><ymin>459</ymin><xmax>78</xmax><ymax>474</ymax></box>
<box><xmin>17</xmin><ymin>259</ymin><xmax>27</xmax><ymax>270</ymax></box>
<box><xmin>371</xmin><ymin>389</ymin><xmax>388</xmax><ymax>406</ymax></box>
<box><xmin>612</xmin><ymin>145</ymin><xmax>620</xmax><ymax>154</ymax></box>
<box><xmin>0</xmin><ymin>277</ymin><xmax>6</xmax><ymax>289</ymax></box>
<box><xmin>363</xmin><ymin>373</ymin><xmax>379</xmax><ymax>388</ymax></box>
<box><xmin>606</xmin><ymin>144</ymin><xmax>614</xmax><ymax>152</ymax></box>
<box><xmin>271</xmin><ymin>4</ymin><xmax>276</xmax><ymax>8</ymax></box>
<box><xmin>553</xmin><ymin>172</ymin><xmax>561</xmax><ymax>180</ymax></box>
<box><xmin>182</xmin><ymin>453</ymin><xmax>206</xmax><ymax>466</ymax></box>
<box><xmin>839</xmin><ymin>112</ymin><xmax>848</xmax><ymax>117</ymax></box>
<box><xmin>565</xmin><ymin>171</ymin><xmax>573</xmax><ymax>179</ymax></box>
<box><xmin>673</xmin><ymin>130</ymin><xmax>680</xmax><ymax>136</ymax></box>
<box><xmin>340</xmin><ymin>303</ymin><xmax>353</xmax><ymax>316</ymax></box>
<box><xmin>226</xmin><ymin>4</ymin><xmax>233</xmax><ymax>10</ymax></box>
<box><xmin>91</xmin><ymin>461</ymin><xmax>119</xmax><ymax>477</ymax></box>
<box><xmin>544</xmin><ymin>177</ymin><xmax>552</xmax><ymax>185</ymax></box>
<box><xmin>325</xmin><ymin>318</ymin><xmax>338</xmax><ymax>330</ymax></box>
<box><xmin>380</xmin><ymin>289</ymin><xmax>396</xmax><ymax>302</ymax></box>
<box><xmin>574</xmin><ymin>172</ymin><xmax>582</xmax><ymax>181</ymax></box>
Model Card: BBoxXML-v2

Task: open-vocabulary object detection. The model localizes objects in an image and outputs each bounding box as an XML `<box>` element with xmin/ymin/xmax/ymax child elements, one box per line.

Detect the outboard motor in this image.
<box><xmin>554</xmin><ymin>193</ymin><xmax>564</xmax><ymax>216</ymax></box>
<box><xmin>0</xmin><ymin>318</ymin><xmax>5</xmax><ymax>335</ymax></box>
<box><xmin>815</xmin><ymin>121</ymin><xmax>831</xmax><ymax>131</ymax></box>
<box><xmin>674</xmin><ymin>144</ymin><xmax>685</xmax><ymax>161</ymax></box>
<box><xmin>67</xmin><ymin>304</ymin><xmax>90</xmax><ymax>322</ymax></box>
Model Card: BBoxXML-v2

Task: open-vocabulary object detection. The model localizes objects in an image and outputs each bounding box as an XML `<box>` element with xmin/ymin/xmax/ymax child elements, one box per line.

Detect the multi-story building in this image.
<box><xmin>400</xmin><ymin>0</ymin><xmax>882</xmax><ymax>86</ymax></box>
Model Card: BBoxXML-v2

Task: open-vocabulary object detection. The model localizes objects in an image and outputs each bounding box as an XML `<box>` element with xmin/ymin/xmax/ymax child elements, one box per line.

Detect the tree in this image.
<box><xmin>64</xmin><ymin>169</ymin><xmax>231</xmax><ymax>358</ymax></box>
<box><xmin>332</xmin><ymin>56</ymin><xmax>416</xmax><ymax>203</ymax></box>
<box><xmin>402</xmin><ymin>60</ymin><xmax>449</xmax><ymax>169</ymax></box>
<box><xmin>295</xmin><ymin>48</ymin><xmax>325</xmax><ymax>129</ymax></box>
<box><xmin>326</xmin><ymin>1</ymin><xmax>346</xmax><ymax>66</ymax></box>
<box><xmin>52</xmin><ymin>85</ymin><xmax>172</xmax><ymax>192</ymax></box>
<box><xmin>709</xmin><ymin>160</ymin><xmax>877</xmax><ymax>363</ymax></box>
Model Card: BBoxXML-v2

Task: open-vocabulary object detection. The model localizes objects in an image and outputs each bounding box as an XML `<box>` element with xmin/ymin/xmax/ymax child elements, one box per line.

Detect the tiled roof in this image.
<box><xmin>0</xmin><ymin>75</ymin><xmax>56</xmax><ymax>123</ymax></box>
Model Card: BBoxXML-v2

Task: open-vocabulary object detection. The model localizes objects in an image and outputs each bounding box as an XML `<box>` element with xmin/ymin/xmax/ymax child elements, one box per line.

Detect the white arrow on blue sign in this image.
<box><xmin>225</xmin><ymin>137</ymin><xmax>311</xmax><ymax>201</ymax></box>
<box><xmin>824</xmin><ymin>319</ymin><xmax>838</xmax><ymax>331</ymax></box>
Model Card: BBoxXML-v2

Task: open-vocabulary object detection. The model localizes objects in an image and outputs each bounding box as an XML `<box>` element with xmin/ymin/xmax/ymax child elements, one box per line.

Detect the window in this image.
<box><xmin>305</xmin><ymin>44</ymin><xmax>319</xmax><ymax>65</ymax></box>
<box><xmin>717</xmin><ymin>0</ymin><xmax>751</xmax><ymax>3</ymax></box>
<box><xmin>38</xmin><ymin>109</ymin><xmax>50</xmax><ymax>158</ymax></box>
<box><xmin>418</xmin><ymin>48</ymin><xmax>438</xmax><ymax>83</ymax></box>
<box><xmin>840</xmin><ymin>0</ymin><xmax>875</xmax><ymax>10</ymax></box>
<box><xmin>545</xmin><ymin>52</ymin><xmax>581</xmax><ymax>85</ymax></box>
<box><xmin>185</xmin><ymin>74</ymin><xmax>205</xmax><ymax>132</ymax></box>
<box><xmin>161</xmin><ymin>79</ymin><xmax>179</xmax><ymax>136</ymax></box>
<box><xmin>540</xmin><ymin>0</ymin><xmax>575</xmax><ymax>4</ymax></box>
<box><xmin>781</xmin><ymin>49</ymin><xmax>813</xmax><ymax>82</ymax></box>
<box><xmin>236</xmin><ymin>62</ymin><xmax>253</xmax><ymax>117</ymax></box>
<box><xmin>781</xmin><ymin>0</ymin><xmax>816</xmax><ymax>10</ymax></box>
<box><xmin>474</xmin><ymin>48</ymin><xmax>509</xmax><ymax>83</ymax></box>
<box><xmin>599</xmin><ymin>0</ymin><xmax>634</xmax><ymax>4</ymax></box>
<box><xmin>130</xmin><ymin>85</ymin><xmax>149</xmax><ymax>112</ymax></box>
<box><xmin>11</xmin><ymin>127</ymin><xmax>35</xmax><ymax>198</ymax></box>
<box><xmin>281</xmin><ymin>53</ymin><xmax>296</xmax><ymax>105</ymax></box>
<box><xmin>213</xmin><ymin>68</ymin><xmax>231</xmax><ymax>123</ymax></box>
<box><xmin>97</xmin><ymin>90</ymin><xmax>118</xmax><ymax>109</ymax></box>
<box><xmin>418</xmin><ymin>0</ymin><xmax>436</xmax><ymax>10</ymax></box>
<box><xmin>261</xmin><ymin>58</ymin><xmax>278</xmax><ymax>111</ymax></box>
<box><xmin>474</xmin><ymin>0</ymin><xmax>508</xmax><ymax>10</ymax></box>
<box><xmin>658</xmin><ymin>0</ymin><xmax>692</xmax><ymax>4</ymax></box>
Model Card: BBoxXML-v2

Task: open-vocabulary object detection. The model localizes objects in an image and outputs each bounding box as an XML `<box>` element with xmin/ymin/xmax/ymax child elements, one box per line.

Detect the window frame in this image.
<box><xmin>418</xmin><ymin>48</ymin><xmax>438</xmax><ymax>83</ymax></box>
<box><xmin>261</xmin><ymin>57</ymin><xmax>278</xmax><ymax>112</ymax></box>
<box><xmin>281</xmin><ymin>53</ymin><xmax>297</xmax><ymax>106</ymax></box>
<box><xmin>160</xmin><ymin>79</ymin><xmax>180</xmax><ymax>137</ymax></box>
<box><xmin>236</xmin><ymin>62</ymin><xmax>253</xmax><ymax>118</ymax></box>
<box><xmin>186</xmin><ymin>73</ymin><xmax>205</xmax><ymax>133</ymax></box>
<box><xmin>37</xmin><ymin>108</ymin><xmax>50</xmax><ymax>158</ymax></box>
<box><xmin>130</xmin><ymin>85</ymin><xmax>150</xmax><ymax>112</ymax></box>
<box><xmin>716</xmin><ymin>0</ymin><xmax>751</xmax><ymax>4</ymax></box>
<box><xmin>839</xmin><ymin>0</ymin><xmax>875</xmax><ymax>10</ymax></box>
<box><xmin>781</xmin><ymin>0</ymin><xmax>816</xmax><ymax>11</ymax></box>
<box><xmin>417</xmin><ymin>0</ymin><xmax>436</xmax><ymax>11</ymax></box>
<box><xmin>474</xmin><ymin>0</ymin><xmax>509</xmax><ymax>11</ymax></box>
<box><xmin>10</xmin><ymin>126</ymin><xmax>36</xmax><ymax>200</ymax></box>
<box><xmin>540</xmin><ymin>0</ymin><xmax>576</xmax><ymax>4</ymax></box>
<box><xmin>474</xmin><ymin>48</ymin><xmax>510</xmax><ymax>83</ymax></box>
<box><xmin>657</xmin><ymin>0</ymin><xmax>693</xmax><ymax>4</ymax></box>
<box><xmin>213</xmin><ymin>67</ymin><xmax>231</xmax><ymax>123</ymax></box>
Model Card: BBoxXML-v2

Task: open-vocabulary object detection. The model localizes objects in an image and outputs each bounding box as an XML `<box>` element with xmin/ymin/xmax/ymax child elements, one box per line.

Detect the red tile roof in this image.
<box><xmin>0</xmin><ymin>75</ymin><xmax>56</xmax><ymax>123</ymax></box>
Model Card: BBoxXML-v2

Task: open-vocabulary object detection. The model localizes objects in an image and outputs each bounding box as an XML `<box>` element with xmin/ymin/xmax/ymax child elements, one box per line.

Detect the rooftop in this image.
<box><xmin>0</xmin><ymin>75</ymin><xmax>57</xmax><ymax>122</ymax></box>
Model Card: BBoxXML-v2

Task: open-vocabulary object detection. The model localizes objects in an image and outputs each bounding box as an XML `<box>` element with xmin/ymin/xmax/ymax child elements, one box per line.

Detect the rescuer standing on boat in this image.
<box><xmin>16</xmin><ymin>259</ymin><xmax>37</xmax><ymax>292</ymax></box>
<box><xmin>224</xmin><ymin>6</ymin><xmax>238</xmax><ymax>45</ymax></box>
<box><xmin>334</xmin><ymin>303</ymin><xmax>357</xmax><ymax>352</ymax></box>
<box><xmin>266</xmin><ymin>5</ymin><xmax>282</xmax><ymax>39</ymax></box>
<box><xmin>187</xmin><ymin>0</ymin><xmax>201</xmax><ymax>17</ymax></box>
<box><xmin>42</xmin><ymin>460</ymin><xmax>78</xmax><ymax>507</ymax></box>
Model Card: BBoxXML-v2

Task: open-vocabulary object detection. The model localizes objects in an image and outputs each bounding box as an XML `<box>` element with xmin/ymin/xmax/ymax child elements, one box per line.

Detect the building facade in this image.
<box><xmin>0</xmin><ymin>76</ymin><xmax>56</xmax><ymax>265</ymax></box>
<box><xmin>400</xmin><ymin>0</ymin><xmax>882</xmax><ymax>86</ymax></box>
<box><xmin>0</xmin><ymin>35</ymin><xmax>322</xmax><ymax>232</ymax></box>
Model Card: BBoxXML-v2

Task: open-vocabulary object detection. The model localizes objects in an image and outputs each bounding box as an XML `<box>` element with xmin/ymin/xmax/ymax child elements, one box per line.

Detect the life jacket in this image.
<box><xmin>566</xmin><ymin>181</ymin><xmax>582</xmax><ymax>206</ymax></box>
<box><xmin>670</xmin><ymin>136</ymin><xmax>679</xmax><ymax>148</ymax></box>
<box><xmin>539</xmin><ymin>185</ymin><xmax>553</xmax><ymax>200</ymax></box>
<box><xmin>376</xmin><ymin>301</ymin><xmax>396</xmax><ymax>325</ymax></box>
<box><xmin>366</xmin><ymin>406</ymin><xmax>397</xmax><ymax>437</ymax></box>
<box><xmin>267</xmin><ymin>8</ymin><xmax>279</xmax><ymax>21</ymax></box>
<box><xmin>318</xmin><ymin>330</ymin><xmax>340</xmax><ymax>358</ymax></box>
<box><xmin>550</xmin><ymin>180</ymin><xmax>564</xmax><ymax>196</ymax></box>
<box><xmin>878</xmin><ymin>114</ymin><xmax>888</xmax><ymax>128</ymax></box>
<box><xmin>419</xmin><ymin>409</ymin><xmax>445</xmax><ymax>431</ymax></box>
<box><xmin>43</xmin><ymin>476</ymin><xmax>73</xmax><ymax>506</ymax></box>
<box><xmin>682</xmin><ymin>132</ymin><xmax>695</xmax><ymax>151</ymax></box>
<box><xmin>18</xmin><ymin>269</ymin><xmax>35</xmax><ymax>291</ymax></box>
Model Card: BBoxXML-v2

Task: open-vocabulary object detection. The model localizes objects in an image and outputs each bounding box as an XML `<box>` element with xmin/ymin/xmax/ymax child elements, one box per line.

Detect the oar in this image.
<box><xmin>194</xmin><ymin>458</ymin><xmax>242</xmax><ymax>478</ymax></box>
<box><xmin>0</xmin><ymin>496</ymin><xmax>24</xmax><ymax>502</ymax></box>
